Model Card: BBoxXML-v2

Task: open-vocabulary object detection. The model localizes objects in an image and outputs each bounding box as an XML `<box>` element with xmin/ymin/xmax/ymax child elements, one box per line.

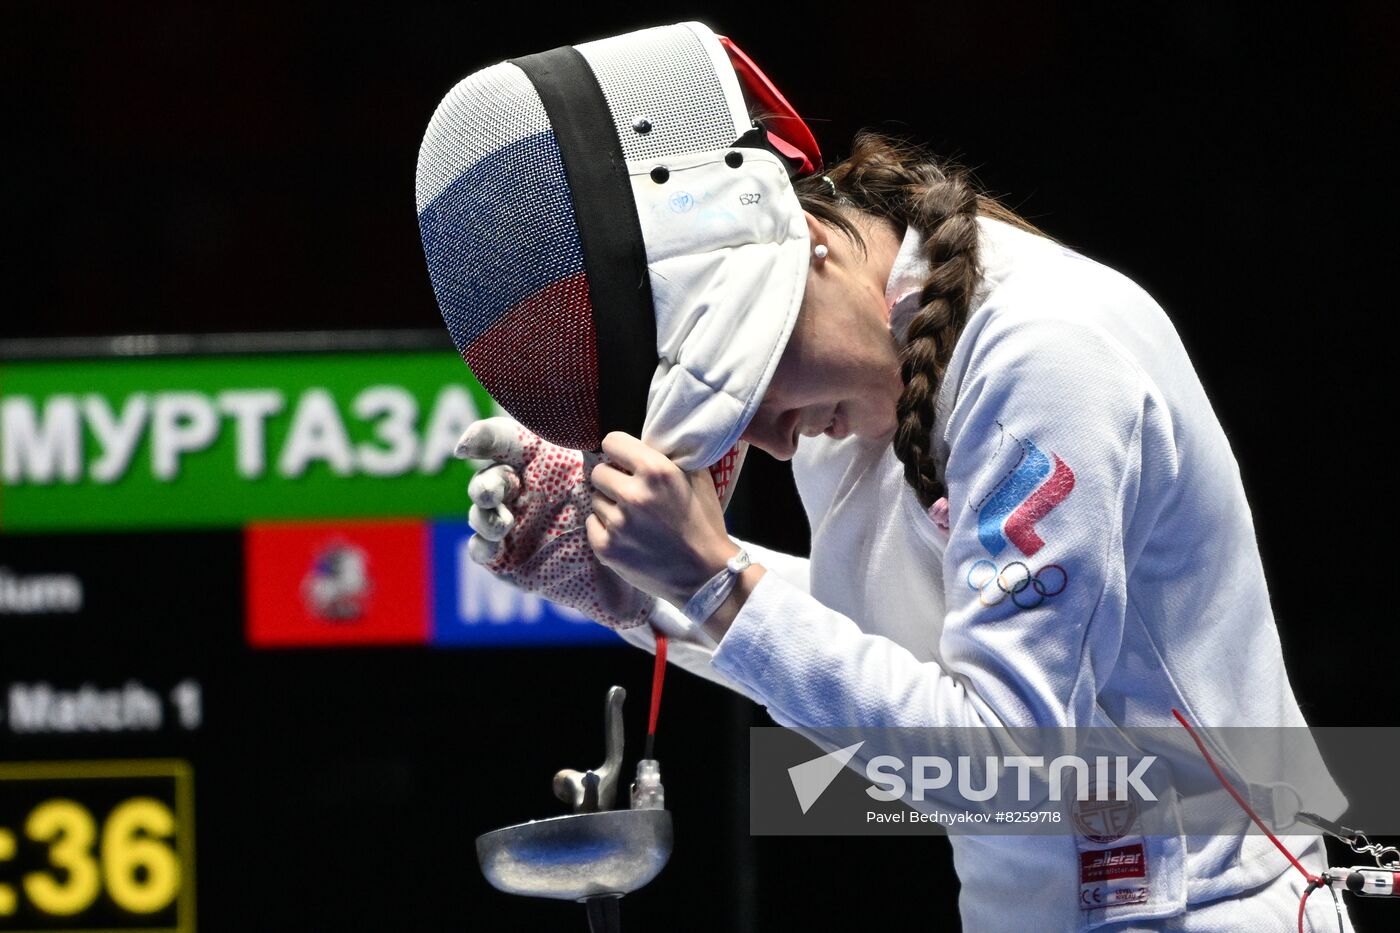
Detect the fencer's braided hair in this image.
<box><xmin>793</xmin><ymin>132</ymin><xmax>1050</xmax><ymax>509</ymax></box>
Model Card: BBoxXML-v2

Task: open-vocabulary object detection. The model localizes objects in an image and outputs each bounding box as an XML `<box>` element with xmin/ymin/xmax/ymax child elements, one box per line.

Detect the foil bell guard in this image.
<box><xmin>475</xmin><ymin>687</ymin><xmax>673</xmax><ymax>932</ymax></box>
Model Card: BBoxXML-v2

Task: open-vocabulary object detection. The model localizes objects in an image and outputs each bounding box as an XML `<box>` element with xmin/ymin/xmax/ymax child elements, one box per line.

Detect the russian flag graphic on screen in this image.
<box><xmin>976</xmin><ymin>436</ymin><xmax>1076</xmax><ymax>558</ymax></box>
<box><xmin>243</xmin><ymin>520</ymin><xmax>620</xmax><ymax>649</ymax></box>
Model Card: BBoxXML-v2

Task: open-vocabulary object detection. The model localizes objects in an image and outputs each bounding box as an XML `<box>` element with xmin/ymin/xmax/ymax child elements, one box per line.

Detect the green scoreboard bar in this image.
<box><xmin>0</xmin><ymin>334</ymin><xmax>497</xmax><ymax>531</ymax></box>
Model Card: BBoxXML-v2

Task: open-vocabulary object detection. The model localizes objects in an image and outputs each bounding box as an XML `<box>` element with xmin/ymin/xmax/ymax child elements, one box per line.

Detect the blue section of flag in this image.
<box><xmin>428</xmin><ymin>521</ymin><xmax>618</xmax><ymax>647</ymax></box>
<box><xmin>418</xmin><ymin>129</ymin><xmax>586</xmax><ymax>351</ymax></box>
<box><xmin>977</xmin><ymin>441</ymin><xmax>1051</xmax><ymax>557</ymax></box>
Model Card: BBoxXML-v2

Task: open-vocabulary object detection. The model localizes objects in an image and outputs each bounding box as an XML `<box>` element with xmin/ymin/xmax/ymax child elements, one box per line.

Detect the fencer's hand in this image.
<box><xmin>456</xmin><ymin>417</ymin><xmax>653</xmax><ymax>630</ymax></box>
<box><xmin>587</xmin><ymin>432</ymin><xmax>739</xmax><ymax>610</ymax></box>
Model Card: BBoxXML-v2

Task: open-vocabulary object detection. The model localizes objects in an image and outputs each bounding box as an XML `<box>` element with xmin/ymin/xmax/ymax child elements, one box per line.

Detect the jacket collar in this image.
<box><xmin>883</xmin><ymin>216</ymin><xmax>1034</xmax><ymax>347</ymax></box>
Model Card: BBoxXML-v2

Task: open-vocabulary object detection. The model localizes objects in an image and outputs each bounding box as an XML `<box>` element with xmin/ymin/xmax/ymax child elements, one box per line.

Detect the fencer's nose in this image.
<box><xmin>740</xmin><ymin>409</ymin><xmax>799</xmax><ymax>461</ymax></box>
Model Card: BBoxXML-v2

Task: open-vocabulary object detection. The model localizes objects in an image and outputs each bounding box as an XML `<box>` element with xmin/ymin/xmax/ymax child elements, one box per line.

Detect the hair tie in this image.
<box><xmin>822</xmin><ymin>174</ymin><xmax>837</xmax><ymax>197</ymax></box>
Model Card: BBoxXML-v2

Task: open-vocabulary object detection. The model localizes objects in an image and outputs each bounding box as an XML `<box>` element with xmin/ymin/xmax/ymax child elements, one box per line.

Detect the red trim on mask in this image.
<box><xmin>719</xmin><ymin>35</ymin><xmax>822</xmax><ymax>175</ymax></box>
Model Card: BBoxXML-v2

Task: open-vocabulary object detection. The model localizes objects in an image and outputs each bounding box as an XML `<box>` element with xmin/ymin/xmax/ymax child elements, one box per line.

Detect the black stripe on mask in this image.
<box><xmin>510</xmin><ymin>45</ymin><xmax>657</xmax><ymax>446</ymax></box>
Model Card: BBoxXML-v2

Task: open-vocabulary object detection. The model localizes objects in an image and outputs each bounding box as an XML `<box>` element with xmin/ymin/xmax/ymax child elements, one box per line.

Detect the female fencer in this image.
<box><xmin>416</xmin><ymin>22</ymin><xmax>1352</xmax><ymax>931</ymax></box>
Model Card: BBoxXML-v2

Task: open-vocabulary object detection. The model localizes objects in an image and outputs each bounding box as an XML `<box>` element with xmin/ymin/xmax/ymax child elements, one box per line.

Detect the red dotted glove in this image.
<box><xmin>456</xmin><ymin>417</ymin><xmax>653</xmax><ymax>630</ymax></box>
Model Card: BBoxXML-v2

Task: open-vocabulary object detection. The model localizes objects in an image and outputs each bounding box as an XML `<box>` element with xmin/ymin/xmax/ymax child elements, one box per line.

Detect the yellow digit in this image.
<box><xmin>0</xmin><ymin>828</ymin><xmax>14</xmax><ymax>915</ymax></box>
<box><xmin>101</xmin><ymin>797</ymin><xmax>180</xmax><ymax>914</ymax></box>
<box><xmin>23</xmin><ymin>799</ymin><xmax>100</xmax><ymax>916</ymax></box>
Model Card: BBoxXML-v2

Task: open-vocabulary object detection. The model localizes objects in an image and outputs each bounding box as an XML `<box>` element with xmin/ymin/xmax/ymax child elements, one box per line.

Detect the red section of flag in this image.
<box><xmin>463</xmin><ymin>270</ymin><xmax>599</xmax><ymax>452</ymax></box>
<box><xmin>1005</xmin><ymin>453</ymin><xmax>1076</xmax><ymax>556</ymax></box>
<box><xmin>245</xmin><ymin>520</ymin><xmax>428</xmax><ymax>648</ymax></box>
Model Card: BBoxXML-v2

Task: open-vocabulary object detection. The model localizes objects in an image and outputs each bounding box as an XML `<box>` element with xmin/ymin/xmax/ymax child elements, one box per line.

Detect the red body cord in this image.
<box><xmin>1172</xmin><ymin>708</ymin><xmax>1319</xmax><ymax>883</ymax></box>
<box><xmin>1172</xmin><ymin>709</ymin><xmax>1325</xmax><ymax>933</ymax></box>
<box><xmin>647</xmin><ymin>633</ymin><xmax>667</xmax><ymax>747</ymax></box>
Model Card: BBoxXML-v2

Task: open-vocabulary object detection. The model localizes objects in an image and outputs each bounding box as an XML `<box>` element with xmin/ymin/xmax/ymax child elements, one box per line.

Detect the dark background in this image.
<box><xmin>2</xmin><ymin>2</ymin><xmax>1395</xmax><ymax>930</ymax></box>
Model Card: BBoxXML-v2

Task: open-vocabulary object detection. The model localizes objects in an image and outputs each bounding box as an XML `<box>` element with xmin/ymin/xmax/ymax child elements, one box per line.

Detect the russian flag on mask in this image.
<box><xmin>417</xmin><ymin>125</ymin><xmax>600</xmax><ymax>450</ymax></box>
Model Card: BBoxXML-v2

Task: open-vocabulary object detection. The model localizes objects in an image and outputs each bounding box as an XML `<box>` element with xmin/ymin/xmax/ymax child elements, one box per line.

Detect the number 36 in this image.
<box><xmin>0</xmin><ymin>797</ymin><xmax>180</xmax><ymax>917</ymax></box>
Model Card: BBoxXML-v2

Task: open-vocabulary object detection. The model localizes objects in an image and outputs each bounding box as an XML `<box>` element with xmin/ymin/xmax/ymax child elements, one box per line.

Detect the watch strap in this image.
<box><xmin>683</xmin><ymin>547</ymin><xmax>750</xmax><ymax>625</ymax></box>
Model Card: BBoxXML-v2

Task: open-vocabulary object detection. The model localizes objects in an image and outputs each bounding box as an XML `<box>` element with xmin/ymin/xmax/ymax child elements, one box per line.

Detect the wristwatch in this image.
<box><xmin>682</xmin><ymin>547</ymin><xmax>752</xmax><ymax>626</ymax></box>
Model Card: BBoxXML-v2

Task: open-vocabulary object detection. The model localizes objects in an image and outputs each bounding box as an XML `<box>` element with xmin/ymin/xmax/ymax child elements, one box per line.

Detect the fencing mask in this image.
<box><xmin>416</xmin><ymin>21</ymin><xmax>821</xmax><ymax>507</ymax></box>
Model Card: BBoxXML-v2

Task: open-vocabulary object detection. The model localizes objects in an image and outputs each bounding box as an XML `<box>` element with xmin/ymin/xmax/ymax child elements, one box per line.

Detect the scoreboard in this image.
<box><xmin>0</xmin><ymin>333</ymin><xmax>633</xmax><ymax>931</ymax></box>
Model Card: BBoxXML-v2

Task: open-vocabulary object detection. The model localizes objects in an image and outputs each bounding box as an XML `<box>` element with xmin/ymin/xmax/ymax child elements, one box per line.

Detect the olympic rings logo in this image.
<box><xmin>966</xmin><ymin>559</ymin><xmax>1068</xmax><ymax>609</ymax></box>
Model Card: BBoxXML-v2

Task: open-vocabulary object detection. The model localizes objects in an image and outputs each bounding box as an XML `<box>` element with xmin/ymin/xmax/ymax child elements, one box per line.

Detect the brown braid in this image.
<box><xmin>793</xmin><ymin>133</ymin><xmax>1051</xmax><ymax>509</ymax></box>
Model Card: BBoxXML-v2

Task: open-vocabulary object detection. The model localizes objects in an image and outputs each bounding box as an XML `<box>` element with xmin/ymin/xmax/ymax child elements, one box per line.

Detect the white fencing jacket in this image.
<box><xmin>620</xmin><ymin>217</ymin><xmax>1347</xmax><ymax>931</ymax></box>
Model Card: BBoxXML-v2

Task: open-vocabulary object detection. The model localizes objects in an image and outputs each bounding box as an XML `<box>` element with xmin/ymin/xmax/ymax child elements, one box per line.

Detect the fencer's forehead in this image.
<box><xmin>415</xmin><ymin>22</ymin><xmax>816</xmax><ymax>470</ymax></box>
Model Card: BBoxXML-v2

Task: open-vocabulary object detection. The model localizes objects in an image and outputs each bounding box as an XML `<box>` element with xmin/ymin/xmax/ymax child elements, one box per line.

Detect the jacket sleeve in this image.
<box><xmin>709</xmin><ymin>313</ymin><xmax>1178</xmax><ymax>729</ymax></box>
<box><xmin>615</xmin><ymin>537</ymin><xmax>812</xmax><ymax>700</ymax></box>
